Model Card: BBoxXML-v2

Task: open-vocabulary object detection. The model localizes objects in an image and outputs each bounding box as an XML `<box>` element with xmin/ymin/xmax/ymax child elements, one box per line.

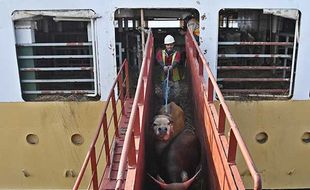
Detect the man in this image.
<box><xmin>185</xmin><ymin>15</ymin><xmax>199</xmax><ymax>42</ymax></box>
<box><xmin>155</xmin><ymin>35</ymin><xmax>182</xmax><ymax>105</ymax></box>
<box><xmin>156</xmin><ymin>35</ymin><xmax>181</xmax><ymax>82</ymax></box>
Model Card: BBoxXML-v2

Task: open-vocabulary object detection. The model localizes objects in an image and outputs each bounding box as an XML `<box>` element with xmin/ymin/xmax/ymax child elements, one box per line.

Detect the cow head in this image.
<box><xmin>152</xmin><ymin>114</ymin><xmax>174</xmax><ymax>141</ymax></box>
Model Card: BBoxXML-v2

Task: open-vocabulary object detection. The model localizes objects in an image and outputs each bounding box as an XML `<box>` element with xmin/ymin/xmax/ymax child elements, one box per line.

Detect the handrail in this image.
<box><xmin>73</xmin><ymin>59</ymin><xmax>130</xmax><ymax>190</ymax></box>
<box><xmin>115</xmin><ymin>31</ymin><xmax>154</xmax><ymax>189</ymax></box>
<box><xmin>186</xmin><ymin>30</ymin><xmax>262</xmax><ymax>190</ymax></box>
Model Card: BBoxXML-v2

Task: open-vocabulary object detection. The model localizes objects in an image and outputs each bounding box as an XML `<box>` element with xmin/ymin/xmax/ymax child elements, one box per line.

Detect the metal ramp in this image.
<box><xmin>101</xmin><ymin>99</ymin><xmax>133</xmax><ymax>190</ymax></box>
<box><xmin>72</xmin><ymin>60</ymin><xmax>132</xmax><ymax>190</ymax></box>
<box><xmin>73</xmin><ymin>31</ymin><xmax>262</xmax><ymax>190</ymax></box>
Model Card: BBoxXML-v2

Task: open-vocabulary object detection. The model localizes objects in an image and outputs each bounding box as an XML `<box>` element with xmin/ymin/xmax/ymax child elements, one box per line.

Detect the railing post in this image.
<box><xmin>90</xmin><ymin>147</ymin><xmax>99</xmax><ymax>190</ymax></box>
<box><xmin>139</xmin><ymin>78</ymin><xmax>145</xmax><ymax>104</ymax></box>
<box><xmin>125</xmin><ymin>60</ymin><xmax>130</xmax><ymax>98</ymax></box>
<box><xmin>207</xmin><ymin>78</ymin><xmax>214</xmax><ymax>102</ymax></box>
<box><xmin>118</xmin><ymin>71</ymin><xmax>125</xmax><ymax>115</ymax></box>
<box><xmin>134</xmin><ymin>107</ymin><xmax>141</xmax><ymax>136</ymax></box>
<box><xmin>102</xmin><ymin>113</ymin><xmax>111</xmax><ymax>165</ymax></box>
<box><xmin>111</xmin><ymin>89</ymin><xmax>119</xmax><ymax>137</ymax></box>
<box><xmin>128</xmin><ymin>130</ymin><xmax>136</xmax><ymax>166</ymax></box>
<box><xmin>218</xmin><ymin>104</ymin><xmax>226</xmax><ymax>135</ymax></box>
<box><xmin>198</xmin><ymin>56</ymin><xmax>203</xmax><ymax>76</ymax></box>
<box><xmin>228</xmin><ymin>129</ymin><xmax>237</xmax><ymax>164</ymax></box>
<box><xmin>193</xmin><ymin>48</ymin><xmax>197</xmax><ymax>60</ymax></box>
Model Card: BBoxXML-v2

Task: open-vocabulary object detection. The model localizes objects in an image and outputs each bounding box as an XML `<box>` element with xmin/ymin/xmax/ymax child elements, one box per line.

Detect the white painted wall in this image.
<box><xmin>0</xmin><ymin>0</ymin><xmax>309</xmax><ymax>101</ymax></box>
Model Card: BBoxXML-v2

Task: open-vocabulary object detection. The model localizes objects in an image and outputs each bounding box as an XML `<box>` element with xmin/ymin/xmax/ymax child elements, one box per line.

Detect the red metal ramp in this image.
<box><xmin>72</xmin><ymin>32</ymin><xmax>154</xmax><ymax>190</ymax></box>
<box><xmin>101</xmin><ymin>99</ymin><xmax>133</xmax><ymax>190</ymax></box>
<box><xmin>72</xmin><ymin>60</ymin><xmax>132</xmax><ymax>190</ymax></box>
<box><xmin>185</xmin><ymin>31</ymin><xmax>261</xmax><ymax>190</ymax></box>
<box><xmin>73</xmin><ymin>31</ymin><xmax>262</xmax><ymax>190</ymax></box>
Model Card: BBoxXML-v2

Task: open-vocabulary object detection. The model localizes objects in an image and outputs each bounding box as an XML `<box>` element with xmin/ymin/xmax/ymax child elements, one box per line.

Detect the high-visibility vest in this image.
<box><xmin>187</xmin><ymin>18</ymin><xmax>200</xmax><ymax>36</ymax></box>
<box><xmin>162</xmin><ymin>50</ymin><xmax>181</xmax><ymax>81</ymax></box>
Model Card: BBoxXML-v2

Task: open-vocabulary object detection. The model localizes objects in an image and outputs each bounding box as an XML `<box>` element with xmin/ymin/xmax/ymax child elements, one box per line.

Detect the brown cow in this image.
<box><xmin>159</xmin><ymin>102</ymin><xmax>185</xmax><ymax>138</ymax></box>
<box><xmin>150</xmin><ymin>128</ymin><xmax>201</xmax><ymax>190</ymax></box>
<box><xmin>152</xmin><ymin>114</ymin><xmax>174</xmax><ymax>156</ymax></box>
<box><xmin>152</xmin><ymin>102</ymin><xmax>185</xmax><ymax>156</ymax></box>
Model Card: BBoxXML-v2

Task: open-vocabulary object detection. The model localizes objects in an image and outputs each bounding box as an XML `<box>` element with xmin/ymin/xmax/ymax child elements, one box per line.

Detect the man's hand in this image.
<box><xmin>164</xmin><ymin>66</ymin><xmax>169</xmax><ymax>72</ymax></box>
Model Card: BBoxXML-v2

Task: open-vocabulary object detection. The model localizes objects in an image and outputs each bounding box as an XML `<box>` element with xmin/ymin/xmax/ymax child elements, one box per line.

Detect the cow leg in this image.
<box><xmin>181</xmin><ymin>171</ymin><xmax>189</xmax><ymax>182</ymax></box>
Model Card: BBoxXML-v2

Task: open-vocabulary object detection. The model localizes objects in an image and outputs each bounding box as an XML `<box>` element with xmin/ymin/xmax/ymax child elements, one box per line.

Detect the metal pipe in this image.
<box><xmin>90</xmin><ymin>147</ymin><xmax>99</xmax><ymax>190</ymax></box>
<box><xmin>111</xmin><ymin>89</ymin><xmax>119</xmax><ymax>138</ymax></box>
<box><xmin>17</xmin><ymin>42</ymin><xmax>92</xmax><ymax>46</ymax></box>
<box><xmin>125</xmin><ymin>60</ymin><xmax>130</xmax><ymax>98</ymax></box>
<box><xmin>217</xmin><ymin>66</ymin><xmax>290</xmax><ymax>70</ymax></box>
<box><xmin>124</xmin><ymin>17</ymin><xmax>128</xmax><ymax>31</ymax></box>
<box><xmin>221</xmin><ymin>89</ymin><xmax>288</xmax><ymax>93</ymax></box>
<box><xmin>21</xmin><ymin>79</ymin><xmax>94</xmax><ymax>83</ymax></box>
<box><xmin>218</xmin><ymin>41</ymin><xmax>293</xmax><ymax>46</ymax></box>
<box><xmin>288</xmin><ymin>15</ymin><xmax>299</xmax><ymax>97</ymax></box>
<box><xmin>217</xmin><ymin>78</ymin><xmax>290</xmax><ymax>82</ymax></box>
<box><xmin>22</xmin><ymin>90</ymin><xmax>94</xmax><ymax>94</ymax></box>
<box><xmin>218</xmin><ymin>54</ymin><xmax>291</xmax><ymax>58</ymax></box>
<box><xmin>53</xmin><ymin>17</ymin><xmax>91</xmax><ymax>22</ymax></box>
<box><xmin>282</xmin><ymin>36</ymin><xmax>290</xmax><ymax>78</ymax></box>
<box><xmin>19</xmin><ymin>67</ymin><xmax>93</xmax><ymax>71</ymax></box>
<box><xmin>73</xmin><ymin>151</ymin><xmax>92</xmax><ymax>190</ymax></box>
<box><xmin>18</xmin><ymin>55</ymin><xmax>93</xmax><ymax>59</ymax></box>
<box><xmin>90</xmin><ymin>18</ymin><xmax>98</xmax><ymax>97</ymax></box>
<box><xmin>118</xmin><ymin>18</ymin><xmax>123</xmax><ymax>33</ymax></box>
<box><xmin>140</xmin><ymin>9</ymin><xmax>145</xmax><ymax>54</ymax></box>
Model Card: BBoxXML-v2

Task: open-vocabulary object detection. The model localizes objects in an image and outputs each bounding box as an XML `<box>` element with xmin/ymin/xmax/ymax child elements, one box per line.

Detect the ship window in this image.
<box><xmin>148</xmin><ymin>20</ymin><xmax>181</xmax><ymax>28</ymax></box>
<box><xmin>13</xmin><ymin>10</ymin><xmax>99</xmax><ymax>101</ymax></box>
<box><xmin>219</xmin><ymin>11</ymin><xmax>239</xmax><ymax>28</ymax></box>
<box><xmin>218</xmin><ymin>9</ymin><xmax>300</xmax><ymax>100</ymax></box>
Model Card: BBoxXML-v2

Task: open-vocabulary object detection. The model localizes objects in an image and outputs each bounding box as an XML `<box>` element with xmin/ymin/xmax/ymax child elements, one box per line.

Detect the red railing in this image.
<box><xmin>185</xmin><ymin>30</ymin><xmax>262</xmax><ymax>190</ymax></box>
<box><xmin>115</xmin><ymin>31</ymin><xmax>154</xmax><ymax>190</ymax></box>
<box><xmin>73</xmin><ymin>59</ymin><xmax>130</xmax><ymax>190</ymax></box>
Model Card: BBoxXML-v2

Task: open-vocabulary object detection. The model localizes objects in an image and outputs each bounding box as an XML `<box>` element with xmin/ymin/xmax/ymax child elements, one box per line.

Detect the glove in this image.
<box><xmin>164</xmin><ymin>66</ymin><xmax>169</xmax><ymax>72</ymax></box>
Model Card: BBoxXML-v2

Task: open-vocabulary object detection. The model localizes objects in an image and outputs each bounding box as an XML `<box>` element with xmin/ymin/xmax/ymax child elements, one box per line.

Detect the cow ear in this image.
<box><xmin>153</xmin><ymin>115</ymin><xmax>160</xmax><ymax>121</ymax></box>
<box><xmin>170</xmin><ymin>125</ymin><xmax>174</xmax><ymax>134</ymax></box>
<box><xmin>167</xmin><ymin>114</ymin><xmax>173</xmax><ymax>123</ymax></box>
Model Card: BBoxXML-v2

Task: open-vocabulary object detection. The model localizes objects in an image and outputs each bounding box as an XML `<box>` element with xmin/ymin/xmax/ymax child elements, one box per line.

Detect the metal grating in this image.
<box><xmin>15</xmin><ymin>16</ymin><xmax>98</xmax><ymax>100</ymax></box>
<box><xmin>218</xmin><ymin>9</ymin><xmax>299</xmax><ymax>99</ymax></box>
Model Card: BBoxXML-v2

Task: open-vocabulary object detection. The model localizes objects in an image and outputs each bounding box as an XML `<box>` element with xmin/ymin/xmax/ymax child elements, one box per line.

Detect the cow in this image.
<box><xmin>150</xmin><ymin>102</ymin><xmax>200</xmax><ymax>189</ymax></box>
<box><xmin>158</xmin><ymin>101</ymin><xmax>185</xmax><ymax>138</ymax></box>
<box><xmin>150</xmin><ymin>128</ymin><xmax>201</xmax><ymax>190</ymax></box>
<box><xmin>152</xmin><ymin>114</ymin><xmax>174</xmax><ymax>157</ymax></box>
<box><xmin>152</xmin><ymin>102</ymin><xmax>185</xmax><ymax>156</ymax></box>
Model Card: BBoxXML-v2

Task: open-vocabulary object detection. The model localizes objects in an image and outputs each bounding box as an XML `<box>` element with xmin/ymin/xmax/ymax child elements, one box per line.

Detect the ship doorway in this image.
<box><xmin>114</xmin><ymin>8</ymin><xmax>199</xmax><ymax>96</ymax></box>
<box><xmin>114</xmin><ymin>8</ymin><xmax>209</xmax><ymax>189</ymax></box>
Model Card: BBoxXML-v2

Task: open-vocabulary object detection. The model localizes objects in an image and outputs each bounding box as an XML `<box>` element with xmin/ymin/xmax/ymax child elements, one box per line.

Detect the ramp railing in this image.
<box><xmin>115</xmin><ymin>31</ymin><xmax>154</xmax><ymax>190</ymax></box>
<box><xmin>186</xmin><ymin>30</ymin><xmax>262</xmax><ymax>190</ymax></box>
<box><xmin>73</xmin><ymin>59</ymin><xmax>130</xmax><ymax>190</ymax></box>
